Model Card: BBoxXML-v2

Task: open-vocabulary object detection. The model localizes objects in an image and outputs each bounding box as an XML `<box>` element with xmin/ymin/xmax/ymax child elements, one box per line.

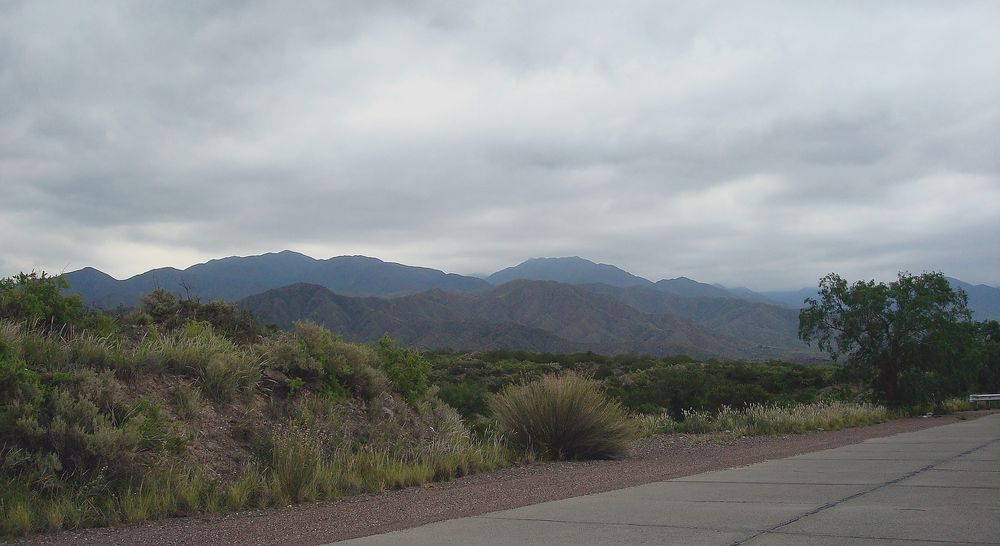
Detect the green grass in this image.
<box><xmin>269</xmin><ymin>429</ymin><xmax>323</xmax><ymax>503</ymax></box>
<box><xmin>2</xmin><ymin>501</ymin><xmax>32</xmax><ymax>536</ymax></box>
<box><xmin>171</xmin><ymin>383</ymin><xmax>203</xmax><ymax>419</ymax></box>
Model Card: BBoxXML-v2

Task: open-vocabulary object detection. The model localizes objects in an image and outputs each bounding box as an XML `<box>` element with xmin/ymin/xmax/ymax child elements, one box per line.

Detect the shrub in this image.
<box><xmin>490</xmin><ymin>372</ymin><xmax>638</xmax><ymax>460</ymax></box>
<box><xmin>377</xmin><ymin>335</ymin><xmax>429</xmax><ymax>403</ymax></box>
<box><xmin>0</xmin><ymin>272</ymin><xmax>83</xmax><ymax>329</ymax></box>
<box><xmin>263</xmin><ymin>323</ymin><xmax>389</xmax><ymax>401</ymax></box>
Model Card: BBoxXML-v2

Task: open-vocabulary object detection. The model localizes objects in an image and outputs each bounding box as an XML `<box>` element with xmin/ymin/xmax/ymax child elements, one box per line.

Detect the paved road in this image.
<box><xmin>336</xmin><ymin>413</ymin><xmax>1000</xmax><ymax>545</ymax></box>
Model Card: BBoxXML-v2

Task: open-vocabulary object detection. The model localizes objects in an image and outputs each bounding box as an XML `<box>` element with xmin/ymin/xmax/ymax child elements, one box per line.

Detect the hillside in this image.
<box><xmin>579</xmin><ymin>284</ymin><xmax>807</xmax><ymax>350</ymax></box>
<box><xmin>239</xmin><ymin>281</ymin><xmax>809</xmax><ymax>361</ymax></box>
<box><xmin>64</xmin><ymin>251</ymin><xmax>490</xmax><ymax>308</ymax></box>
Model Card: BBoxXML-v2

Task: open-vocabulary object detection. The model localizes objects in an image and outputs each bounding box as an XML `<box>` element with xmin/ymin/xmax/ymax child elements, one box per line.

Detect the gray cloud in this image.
<box><xmin>2</xmin><ymin>0</ymin><xmax>999</xmax><ymax>289</ymax></box>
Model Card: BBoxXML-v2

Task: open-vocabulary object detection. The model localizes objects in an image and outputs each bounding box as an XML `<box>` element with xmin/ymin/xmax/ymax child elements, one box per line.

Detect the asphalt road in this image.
<box><xmin>335</xmin><ymin>413</ymin><xmax>1000</xmax><ymax>545</ymax></box>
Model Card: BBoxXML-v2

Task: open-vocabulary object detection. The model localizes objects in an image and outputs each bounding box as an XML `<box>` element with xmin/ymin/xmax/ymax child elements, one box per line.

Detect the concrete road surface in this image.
<box><xmin>335</xmin><ymin>413</ymin><xmax>1000</xmax><ymax>545</ymax></box>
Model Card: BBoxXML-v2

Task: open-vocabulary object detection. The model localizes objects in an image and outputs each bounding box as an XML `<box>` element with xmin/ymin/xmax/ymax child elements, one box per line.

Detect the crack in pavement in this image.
<box><xmin>729</xmin><ymin>436</ymin><xmax>1000</xmax><ymax>545</ymax></box>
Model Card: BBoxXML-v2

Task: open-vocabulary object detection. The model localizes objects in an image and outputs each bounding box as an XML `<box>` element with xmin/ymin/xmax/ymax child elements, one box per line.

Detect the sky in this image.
<box><xmin>2</xmin><ymin>1</ymin><xmax>998</xmax><ymax>290</ymax></box>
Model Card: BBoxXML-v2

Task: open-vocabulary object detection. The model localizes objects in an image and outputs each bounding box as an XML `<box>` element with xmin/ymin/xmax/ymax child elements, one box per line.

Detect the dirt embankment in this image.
<box><xmin>18</xmin><ymin>411</ymin><xmax>995</xmax><ymax>546</ymax></box>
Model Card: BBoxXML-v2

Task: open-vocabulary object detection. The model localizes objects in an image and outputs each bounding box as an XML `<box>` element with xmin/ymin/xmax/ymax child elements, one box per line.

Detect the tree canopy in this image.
<box><xmin>0</xmin><ymin>272</ymin><xmax>83</xmax><ymax>328</ymax></box>
<box><xmin>798</xmin><ymin>272</ymin><xmax>980</xmax><ymax>406</ymax></box>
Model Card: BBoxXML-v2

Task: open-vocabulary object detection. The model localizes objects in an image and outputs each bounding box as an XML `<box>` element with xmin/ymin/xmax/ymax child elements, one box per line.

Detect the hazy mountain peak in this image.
<box><xmin>487</xmin><ymin>256</ymin><xmax>652</xmax><ymax>288</ymax></box>
<box><xmin>654</xmin><ymin>277</ymin><xmax>733</xmax><ymax>299</ymax></box>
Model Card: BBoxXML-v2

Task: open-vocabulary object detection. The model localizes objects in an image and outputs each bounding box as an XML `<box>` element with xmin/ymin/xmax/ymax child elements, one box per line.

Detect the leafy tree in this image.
<box><xmin>0</xmin><ymin>272</ymin><xmax>83</xmax><ymax>328</ymax></box>
<box><xmin>976</xmin><ymin>320</ymin><xmax>1000</xmax><ymax>392</ymax></box>
<box><xmin>799</xmin><ymin>272</ymin><xmax>980</xmax><ymax>406</ymax></box>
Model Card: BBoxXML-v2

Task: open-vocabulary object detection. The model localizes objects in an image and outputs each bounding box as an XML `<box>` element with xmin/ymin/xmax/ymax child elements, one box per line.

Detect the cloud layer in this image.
<box><xmin>3</xmin><ymin>1</ymin><xmax>998</xmax><ymax>289</ymax></box>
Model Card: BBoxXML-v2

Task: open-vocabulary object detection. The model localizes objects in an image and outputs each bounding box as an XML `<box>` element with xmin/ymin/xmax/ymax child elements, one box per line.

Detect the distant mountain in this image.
<box><xmin>654</xmin><ymin>277</ymin><xmax>733</xmax><ymax>299</ymax></box>
<box><xmin>240</xmin><ymin>280</ymin><xmax>817</xmax><ymax>361</ymax></box>
<box><xmin>579</xmin><ymin>284</ymin><xmax>811</xmax><ymax>354</ymax></box>
<box><xmin>487</xmin><ymin>257</ymin><xmax>653</xmax><ymax>288</ymax></box>
<box><xmin>723</xmin><ymin>286</ymin><xmax>786</xmax><ymax>305</ymax></box>
<box><xmin>947</xmin><ymin>278</ymin><xmax>1000</xmax><ymax>321</ymax></box>
<box><xmin>756</xmin><ymin>279</ymin><xmax>999</xmax><ymax>321</ymax></box>
<box><xmin>63</xmin><ymin>251</ymin><xmax>490</xmax><ymax>308</ymax></box>
<box><xmin>758</xmin><ymin>288</ymin><xmax>820</xmax><ymax>309</ymax></box>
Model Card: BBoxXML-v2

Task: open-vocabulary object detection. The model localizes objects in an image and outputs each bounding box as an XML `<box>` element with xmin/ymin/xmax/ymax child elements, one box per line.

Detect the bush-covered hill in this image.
<box><xmin>238</xmin><ymin>281</ymin><xmax>792</xmax><ymax>361</ymax></box>
<box><xmin>0</xmin><ymin>275</ymin><xmax>507</xmax><ymax>536</ymax></box>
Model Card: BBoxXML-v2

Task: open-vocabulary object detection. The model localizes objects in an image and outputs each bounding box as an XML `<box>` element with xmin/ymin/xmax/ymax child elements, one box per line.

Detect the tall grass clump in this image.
<box><xmin>171</xmin><ymin>383</ymin><xmax>202</xmax><ymax>419</ymax></box>
<box><xmin>268</xmin><ymin>429</ymin><xmax>323</xmax><ymax>503</ymax></box>
<box><xmin>490</xmin><ymin>372</ymin><xmax>638</xmax><ymax>460</ymax></box>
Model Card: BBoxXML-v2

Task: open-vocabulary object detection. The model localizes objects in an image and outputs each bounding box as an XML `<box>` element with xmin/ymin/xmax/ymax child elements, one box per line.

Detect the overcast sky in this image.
<box><xmin>2</xmin><ymin>1</ymin><xmax>998</xmax><ymax>290</ymax></box>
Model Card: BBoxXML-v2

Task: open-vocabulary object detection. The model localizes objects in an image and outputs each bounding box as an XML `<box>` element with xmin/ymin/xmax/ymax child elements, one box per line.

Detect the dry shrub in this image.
<box><xmin>490</xmin><ymin>372</ymin><xmax>638</xmax><ymax>460</ymax></box>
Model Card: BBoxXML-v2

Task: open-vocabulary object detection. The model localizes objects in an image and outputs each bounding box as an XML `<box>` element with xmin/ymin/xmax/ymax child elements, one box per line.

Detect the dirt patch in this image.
<box><xmin>123</xmin><ymin>374</ymin><xmax>259</xmax><ymax>482</ymax></box>
<box><xmin>18</xmin><ymin>410</ymin><xmax>996</xmax><ymax>546</ymax></box>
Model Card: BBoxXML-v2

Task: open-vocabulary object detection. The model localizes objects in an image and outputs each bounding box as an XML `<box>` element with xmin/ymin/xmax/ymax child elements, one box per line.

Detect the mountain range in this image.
<box><xmin>65</xmin><ymin>251</ymin><xmax>489</xmax><ymax>309</ymax></box>
<box><xmin>59</xmin><ymin>252</ymin><xmax>1000</xmax><ymax>361</ymax></box>
<box><xmin>238</xmin><ymin>281</ymin><xmax>815</xmax><ymax>362</ymax></box>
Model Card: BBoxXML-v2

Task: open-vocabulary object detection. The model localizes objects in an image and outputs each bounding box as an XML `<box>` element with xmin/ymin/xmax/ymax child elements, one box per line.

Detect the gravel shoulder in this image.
<box><xmin>18</xmin><ymin>411</ymin><xmax>995</xmax><ymax>546</ymax></box>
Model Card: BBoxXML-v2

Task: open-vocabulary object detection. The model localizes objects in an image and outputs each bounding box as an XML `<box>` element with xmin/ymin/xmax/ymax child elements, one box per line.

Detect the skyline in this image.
<box><xmin>3</xmin><ymin>1</ymin><xmax>999</xmax><ymax>290</ymax></box>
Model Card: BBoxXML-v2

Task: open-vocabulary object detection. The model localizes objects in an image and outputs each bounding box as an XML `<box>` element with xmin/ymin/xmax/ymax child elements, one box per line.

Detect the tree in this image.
<box><xmin>0</xmin><ymin>272</ymin><xmax>83</xmax><ymax>328</ymax></box>
<box><xmin>799</xmin><ymin>272</ymin><xmax>980</xmax><ymax>407</ymax></box>
<box><xmin>976</xmin><ymin>320</ymin><xmax>1000</xmax><ymax>392</ymax></box>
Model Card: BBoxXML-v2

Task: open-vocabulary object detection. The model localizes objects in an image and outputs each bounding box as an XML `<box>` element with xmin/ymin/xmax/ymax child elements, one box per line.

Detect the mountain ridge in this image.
<box><xmin>237</xmin><ymin>280</ymin><xmax>810</xmax><ymax>361</ymax></box>
<box><xmin>63</xmin><ymin>251</ymin><xmax>491</xmax><ymax>308</ymax></box>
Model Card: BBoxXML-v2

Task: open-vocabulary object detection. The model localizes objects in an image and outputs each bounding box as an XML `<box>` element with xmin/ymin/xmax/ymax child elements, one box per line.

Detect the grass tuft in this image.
<box><xmin>269</xmin><ymin>430</ymin><xmax>322</xmax><ymax>503</ymax></box>
<box><xmin>171</xmin><ymin>383</ymin><xmax>203</xmax><ymax>419</ymax></box>
<box><xmin>490</xmin><ymin>372</ymin><xmax>639</xmax><ymax>460</ymax></box>
<box><xmin>3</xmin><ymin>501</ymin><xmax>32</xmax><ymax>536</ymax></box>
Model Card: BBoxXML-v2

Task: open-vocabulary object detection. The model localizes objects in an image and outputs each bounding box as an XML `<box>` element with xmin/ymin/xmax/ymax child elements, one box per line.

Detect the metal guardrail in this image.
<box><xmin>969</xmin><ymin>394</ymin><xmax>1000</xmax><ymax>409</ymax></box>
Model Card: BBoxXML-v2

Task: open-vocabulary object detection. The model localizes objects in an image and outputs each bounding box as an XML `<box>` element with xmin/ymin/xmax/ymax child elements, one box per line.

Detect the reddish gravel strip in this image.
<box><xmin>18</xmin><ymin>411</ymin><xmax>995</xmax><ymax>546</ymax></box>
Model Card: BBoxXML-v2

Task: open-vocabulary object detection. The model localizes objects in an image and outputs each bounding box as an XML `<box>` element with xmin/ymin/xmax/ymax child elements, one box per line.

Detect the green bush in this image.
<box><xmin>0</xmin><ymin>272</ymin><xmax>83</xmax><ymax>329</ymax></box>
<box><xmin>377</xmin><ymin>335</ymin><xmax>429</xmax><ymax>403</ymax></box>
<box><xmin>490</xmin><ymin>372</ymin><xmax>638</xmax><ymax>460</ymax></box>
<box><xmin>264</xmin><ymin>322</ymin><xmax>389</xmax><ymax>401</ymax></box>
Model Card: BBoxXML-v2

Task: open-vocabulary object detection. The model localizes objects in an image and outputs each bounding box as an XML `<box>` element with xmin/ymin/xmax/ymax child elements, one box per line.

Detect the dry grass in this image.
<box><xmin>658</xmin><ymin>401</ymin><xmax>889</xmax><ymax>436</ymax></box>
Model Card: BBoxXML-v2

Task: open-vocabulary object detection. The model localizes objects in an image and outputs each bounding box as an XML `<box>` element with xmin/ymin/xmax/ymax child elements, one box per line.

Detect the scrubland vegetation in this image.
<box><xmin>1</xmin><ymin>271</ymin><xmax>995</xmax><ymax>536</ymax></box>
<box><xmin>0</xmin><ymin>275</ymin><xmax>507</xmax><ymax>536</ymax></box>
